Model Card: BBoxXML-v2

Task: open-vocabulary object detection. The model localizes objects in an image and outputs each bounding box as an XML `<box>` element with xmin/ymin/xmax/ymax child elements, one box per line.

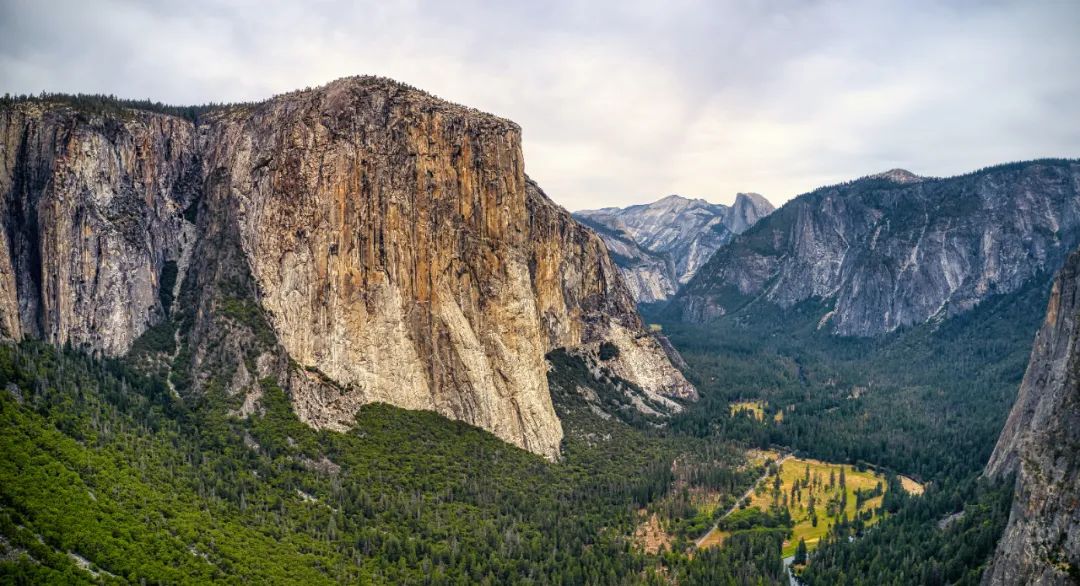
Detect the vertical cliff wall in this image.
<box><xmin>0</xmin><ymin>103</ymin><xmax>198</xmax><ymax>354</ymax></box>
<box><xmin>0</xmin><ymin>77</ymin><xmax>695</xmax><ymax>460</ymax></box>
<box><xmin>200</xmin><ymin>79</ymin><xmax>568</xmax><ymax>457</ymax></box>
<box><xmin>196</xmin><ymin>78</ymin><xmax>693</xmax><ymax>458</ymax></box>
<box><xmin>526</xmin><ymin>179</ymin><xmax>696</xmax><ymax>409</ymax></box>
<box><xmin>983</xmin><ymin>249</ymin><xmax>1080</xmax><ymax>584</ymax></box>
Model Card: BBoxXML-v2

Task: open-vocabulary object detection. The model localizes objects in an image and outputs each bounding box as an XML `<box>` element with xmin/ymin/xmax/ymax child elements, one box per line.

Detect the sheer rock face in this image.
<box><xmin>525</xmin><ymin>179</ymin><xmax>697</xmax><ymax>407</ymax></box>
<box><xmin>0</xmin><ymin>103</ymin><xmax>198</xmax><ymax>354</ymax></box>
<box><xmin>200</xmin><ymin>80</ymin><xmax>567</xmax><ymax>457</ymax></box>
<box><xmin>673</xmin><ymin>161</ymin><xmax>1080</xmax><ymax>336</ymax></box>
<box><xmin>573</xmin><ymin>193</ymin><xmax>774</xmax><ymax>302</ymax></box>
<box><xmin>0</xmin><ymin>77</ymin><xmax>695</xmax><ymax>459</ymax></box>
<box><xmin>724</xmin><ymin>192</ymin><xmax>775</xmax><ymax>235</ymax></box>
<box><xmin>983</xmin><ymin>250</ymin><xmax>1080</xmax><ymax>585</ymax></box>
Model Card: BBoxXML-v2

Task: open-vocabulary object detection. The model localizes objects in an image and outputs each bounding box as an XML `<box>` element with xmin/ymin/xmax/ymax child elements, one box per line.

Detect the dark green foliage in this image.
<box><xmin>646</xmin><ymin>273</ymin><xmax>1050</xmax><ymax>483</ymax></box>
<box><xmin>794</xmin><ymin>538</ymin><xmax>808</xmax><ymax>565</ymax></box>
<box><xmin>0</xmin><ymin>341</ymin><xmax>782</xmax><ymax>584</ymax></box>
<box><xmin>158</xmin><ymin>261</ymin><xmax>178</xmax><ymax>315</ymax></box>
<box><xmin>800</xmin><ymin>477</ymin><xmax>1013</xmax><ymax>585</ymax></box>
<box><xmin>216</xmin><ymin>297</ymin><xmax>278</xmax><ymax>351</ymax></box>
<box><xmin>548</xmin><ymin>349</ymin><xmax>675</xmax><ymax>428</ymax></box>
<box><xmin>182</xmin><ymin>200</ymin><xmax>200</xmax><ymax>224</ymax></box>
<box><xmin>128</xmin><ymin>322</ymin><xmax>176</xmax><ymax>357</ymax></box>
<box><xmin>640</xmin><ymin>268</ymin><xmax>1049</xmax><ymax>582</ymax></box>
<box><xmin>673</xmin><ymin>530</ymin><xmax>786</xmax><ymax>585</ymax></box>
<box><xmin>598</xmin><ymin>341</ymin><xmax>620</xmax><ymax>361</ymax></box>
<box><xmin>719</xmin><ymin>506</ymin><xmax>792</xmax><ymax>532</ymax></box>
<box><xmin>0</xmin><ymin>92</ymin><xmax>230</xmax><ymax>122</ymax></box>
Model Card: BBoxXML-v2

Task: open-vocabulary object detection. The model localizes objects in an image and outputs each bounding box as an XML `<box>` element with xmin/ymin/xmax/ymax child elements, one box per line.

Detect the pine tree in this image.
<box><xmin>794</xmin><ymin>538</ymin><xmax>808</xmax><ymax>565</ymax></box>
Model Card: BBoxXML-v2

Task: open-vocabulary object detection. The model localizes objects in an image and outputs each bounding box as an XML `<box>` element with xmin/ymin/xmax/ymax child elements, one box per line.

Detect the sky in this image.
<box><xmin>2</xmin><ymin>1</ymin><xmax>1078</xmax><ymax>210</ymax></box>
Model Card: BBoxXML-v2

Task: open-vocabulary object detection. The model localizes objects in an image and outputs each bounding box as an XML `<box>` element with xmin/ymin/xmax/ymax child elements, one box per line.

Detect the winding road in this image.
<box><xmin>694</xmin><ymin>453</ymin><xmax>791</xmax><ymax>548</ymax></box>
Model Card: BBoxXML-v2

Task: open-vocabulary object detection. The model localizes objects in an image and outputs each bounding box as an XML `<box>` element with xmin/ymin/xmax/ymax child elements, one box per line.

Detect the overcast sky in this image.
<box><xmin>2</xmin><ymin>0</ymin><xmax>1078</xmax><ymax>210</ymax></box>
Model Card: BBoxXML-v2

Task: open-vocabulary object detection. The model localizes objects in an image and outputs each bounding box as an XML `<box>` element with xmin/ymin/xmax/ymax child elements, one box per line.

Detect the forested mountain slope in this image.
<box><xmin>0</xmin><ymin>341</ymin><xmax>779</xmax><ymax>584</ymax></box>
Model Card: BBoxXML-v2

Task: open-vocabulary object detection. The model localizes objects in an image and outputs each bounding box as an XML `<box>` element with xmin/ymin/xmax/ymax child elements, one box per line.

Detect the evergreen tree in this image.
<box><xmin>794</xmin><ymin>538</ymin><xmax>808</xmax><ymax>565</ymax></box>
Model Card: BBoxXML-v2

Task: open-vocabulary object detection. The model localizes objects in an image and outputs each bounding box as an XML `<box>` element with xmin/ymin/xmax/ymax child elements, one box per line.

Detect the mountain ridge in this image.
<box><xmin>670</xmin><ymin>158</ymin><xmax>1080</xmax><ymax>336</ymax></box>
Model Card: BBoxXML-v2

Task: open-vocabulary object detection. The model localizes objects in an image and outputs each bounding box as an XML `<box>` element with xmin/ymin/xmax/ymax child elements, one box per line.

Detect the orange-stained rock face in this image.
<box><xmin>0</xmin><ymin>77</ymin><xmax>696</xmax><ymax>459</ymax></box>
<box><xmin>202</xmin><ymin>78</ymin><xmax>694</xmax><ymax>459</ymax></box>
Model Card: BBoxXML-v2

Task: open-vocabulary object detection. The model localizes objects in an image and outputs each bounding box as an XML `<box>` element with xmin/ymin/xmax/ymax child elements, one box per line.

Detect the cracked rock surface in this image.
<box><xmin>983</xmin><ymin>248</ymin><xmax>1080</xmax><ymax>585</ymax></box>
<box><xmin>673</xmin><ymin>163</ymin><xmax>1080</xmax><ymax>336</ymax></box>
<box><xmin>0</xmin><ymin>77</ymin><xmax>695</xmax><ymax>459</ymax></box>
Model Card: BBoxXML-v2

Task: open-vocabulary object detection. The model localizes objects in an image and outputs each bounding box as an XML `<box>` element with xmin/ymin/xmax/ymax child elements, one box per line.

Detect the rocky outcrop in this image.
<box><xmin>0</xmin><ymin>77</ymin><xmax>695</xmax><ymax>460</ymax></box>
<box><xmin>672</xmin><ymin>161</ymin><xmax>1080</xmax><ymax>336</ymax></box>
<box><xmin>0</xmin><ymin>102</ymin><xmax>198</xmax><ymax>354</ymax></box>
<box><xmin>525</xmin><ymin>179</ymin><xmax>696</xmax><ymax>406</ymax></box>
<box><xmin>982</xmin><ymin>249</ymin><xmax>1080</xmax><ymax>585</ymax></box>
<box><xmin>573</xmin><ymin>193</ymin><xmax>774</xmax><ymax>302</ymax></box>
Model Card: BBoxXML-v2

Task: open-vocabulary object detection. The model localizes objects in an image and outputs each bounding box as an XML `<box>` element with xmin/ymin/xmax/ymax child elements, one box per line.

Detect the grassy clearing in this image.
<box><xmin>744</xmin><ymin>448</ymin><xmax>781</xmax><ymax>468</ymax></box>
<box><xmin>748</xmin><ymin>458</ymin><xmax>888</xmax><ymax>557</ymax></box>
<box><xmin>900</xmin><ymin>475</ymin><xmax>925</xmax><ymax>495</ymax></box>
<box><xmin>729</xmin><ymin>400</ymin><xmax>767</xmax><ymax>421</ymax></box>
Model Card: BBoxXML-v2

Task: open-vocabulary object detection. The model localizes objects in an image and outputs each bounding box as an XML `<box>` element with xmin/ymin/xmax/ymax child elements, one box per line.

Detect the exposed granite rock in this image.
<box><xmin>672</xmin><ymin>161</ymin><xmax>1080</xmax><ymax>336</ymax></box>
<box><xmin>724</xmin><ymin>192</ymin><xmax>775</xmax><ymax>235</ymax></box>
<box><xmin>0</xmin><ymin>77</ymin><xmax>695</xmax><ymax>460</ymax></box>
<box><xmin>0</xmin><ymin>102</ymin><xmax>198</xmax><ymax>354</ymax></box>
<box><xmin>200</xmin><ymin>79</ymin><xmax>572</xmax><ymax>457</ymax></box>
<box><xmin>573</xmin><ymin>193</ymin><xmax>774</xmax><ymax>302</ymax></box>
<box><xmin>983</xmin><ymin>249</ymin><xmax>1080</xmax><ymax>585</ymax></box>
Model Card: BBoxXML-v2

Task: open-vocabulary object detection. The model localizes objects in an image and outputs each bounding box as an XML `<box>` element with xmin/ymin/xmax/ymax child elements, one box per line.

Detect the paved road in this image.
<box><xmin>694</xmin><ymin>453</ymin><xmax>791</xmax><ymax>548</ymax></box>
<box><xmin>782</xmin><ymin>555</ymin><xmax>800</xmax><ymax>586</ymax></box>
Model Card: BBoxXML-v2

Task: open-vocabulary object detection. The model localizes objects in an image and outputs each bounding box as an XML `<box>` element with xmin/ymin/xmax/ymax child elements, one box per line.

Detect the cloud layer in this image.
<box><xmin>3</xmin><ymin>0</ymin><xmax>1078</xmax><ymax>209</ymax></box>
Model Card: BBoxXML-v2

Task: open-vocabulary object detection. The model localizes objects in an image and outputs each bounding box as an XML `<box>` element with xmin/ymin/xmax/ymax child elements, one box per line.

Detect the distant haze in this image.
<box><xmin>2</xmin><ymin>0</ymin><xmax>1078</xmax><ymax>209</ymax></box>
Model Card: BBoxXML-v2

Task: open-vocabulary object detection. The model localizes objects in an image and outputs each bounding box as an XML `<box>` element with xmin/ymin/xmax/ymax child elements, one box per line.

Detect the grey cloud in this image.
<box><xmin>2</xmin><ymin>0</ymin><xmax>1078</xmax><ymax>209</ymax></box>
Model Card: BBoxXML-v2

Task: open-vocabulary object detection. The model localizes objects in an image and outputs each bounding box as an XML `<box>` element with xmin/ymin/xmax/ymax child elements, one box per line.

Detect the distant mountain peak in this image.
<box><xmin>734</xmin><ymin>192</ymin><xmax>771</xmax><ymax>206</ymax></box>
<box><xmin>572</xmin><ymin>191</ymin><xmax>774</xmax><ymax>302</ymax></box>
<box><xmin>871</xmin><ymin>168</ymin><xmax>924</xmax><ymax>184</ymax></box>
<box><xmin>673</xmin><ymin>159</ymin><xmax>1080</xmax><ymax>336</ymax></box>
<box><xmin>726</xmin><ymin>193</ymin><xmax>775</xmax><ymax>234</ymax></box>
<box><xmin>649</xmin><ymin>194</ymin><xmax>713</xmax><ymax>210</ymax></box>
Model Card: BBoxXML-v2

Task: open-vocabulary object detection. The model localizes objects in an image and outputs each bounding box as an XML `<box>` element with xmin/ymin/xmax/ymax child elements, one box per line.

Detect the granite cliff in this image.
<box><xmin>573</xmin><ymin>192</ymin><xmax>774</xmax><ymax>302</ymax></box>
<box><xmin>672</xmin><ymin>162</ymin><xmax>1080</xmax><ymax>336</ymax></box>
<box><xmin>982</xmin><ymin>249</ymin><xmax>1080</xmax><ymax>584</ymax></box>
<box><xmin>0</xmin><ymin>102</ymin><xmax>199</xmax><ymax>354</ymax></box>
<box><xmin>0</xmin><ymin>77</ymin><xmax>695</xmax><ymax>459</ymax></box>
